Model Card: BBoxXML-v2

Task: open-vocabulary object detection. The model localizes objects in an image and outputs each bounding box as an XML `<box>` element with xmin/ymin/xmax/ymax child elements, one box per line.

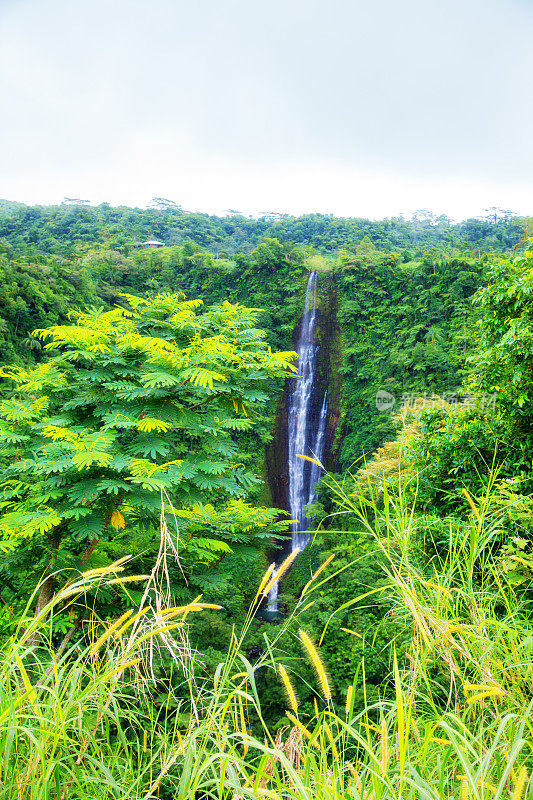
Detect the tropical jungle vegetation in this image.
<box><xmin>0</xmin><ymin>198</ymin><xmax>532</xmax><ymax>799</ymax></box>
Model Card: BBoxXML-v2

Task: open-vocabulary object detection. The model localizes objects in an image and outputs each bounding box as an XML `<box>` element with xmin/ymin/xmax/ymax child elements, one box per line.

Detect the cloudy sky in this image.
<box><xmin>1</xmin><ymin>0</ymin><xmax>532</xmax><ymax>219</ymax></box>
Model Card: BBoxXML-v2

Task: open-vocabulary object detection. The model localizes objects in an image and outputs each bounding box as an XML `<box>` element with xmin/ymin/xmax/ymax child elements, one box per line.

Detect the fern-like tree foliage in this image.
<box><xmin>0</xmin><ymin>293</ymin><xmax>296</xmax><ymax>607</ymax></box>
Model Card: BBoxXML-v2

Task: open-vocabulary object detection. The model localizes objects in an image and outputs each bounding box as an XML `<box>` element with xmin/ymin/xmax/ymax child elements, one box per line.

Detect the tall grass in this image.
<box><xmin>0</xmin><ymin>570</ymin><xmax>173</xmax><ymax>798</ymax></box>
<box><xmin>1</xmin><ymin>473</ymin><xmax>532</xmax><ymax>799</ymax></box>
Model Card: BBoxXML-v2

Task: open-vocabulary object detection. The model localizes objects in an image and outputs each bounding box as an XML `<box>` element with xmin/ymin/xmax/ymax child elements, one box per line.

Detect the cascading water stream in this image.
<box><xmin>267</xmin><ymin>271</ymin><xmax>328</xmax><ymax>613</ymax></box>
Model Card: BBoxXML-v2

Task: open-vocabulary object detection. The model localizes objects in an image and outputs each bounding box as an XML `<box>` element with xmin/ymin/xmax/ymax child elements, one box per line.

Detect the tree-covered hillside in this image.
<box><xmin>334</xmin><ymin>244</ymin><xmax>486</xmax><ymax>465</ymax></box>
<box><xmin>0</xmin><ymin>199</ymin><xmax>523</xmax><ymax>256</ymax></box>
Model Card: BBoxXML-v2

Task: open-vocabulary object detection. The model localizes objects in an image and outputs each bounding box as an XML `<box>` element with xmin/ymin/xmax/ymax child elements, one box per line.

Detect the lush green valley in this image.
<box><xmin>0</xmin><ymin>200</ymin><xmax>532</xmax><ymax>799</ymax></box>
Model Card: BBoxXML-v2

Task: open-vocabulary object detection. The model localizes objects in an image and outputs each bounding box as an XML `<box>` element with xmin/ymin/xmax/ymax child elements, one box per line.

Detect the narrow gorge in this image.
<box><xmin>267</xmin><ymin>271</ymin><xmax>335</xmax><ymax>612</ymax></box>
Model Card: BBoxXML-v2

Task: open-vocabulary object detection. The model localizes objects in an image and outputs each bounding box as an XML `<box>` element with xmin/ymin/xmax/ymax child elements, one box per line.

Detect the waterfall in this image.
<box><xmin>268</xmin><ymin>271</ymin><xmax>328</xmax><ymax>612</ymax></box>
<box><xmin>266</xmin><ymin>567</ymin><xmax>278</xmax><ymax>613</ymax></box>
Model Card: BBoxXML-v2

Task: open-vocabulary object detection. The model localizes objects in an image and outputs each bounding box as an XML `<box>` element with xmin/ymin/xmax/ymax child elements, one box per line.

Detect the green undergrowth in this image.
<box><xmin>2</xmin><ymin>469</ymin><xmax>532</xmax><ymax>799</ymax></box>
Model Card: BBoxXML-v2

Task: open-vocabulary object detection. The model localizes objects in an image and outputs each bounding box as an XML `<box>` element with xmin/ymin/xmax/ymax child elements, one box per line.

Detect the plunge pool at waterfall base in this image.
<box><xmin>256</xmin><ymin>607</ymin><xmax>283</xmax><ymax>624</ymax></box>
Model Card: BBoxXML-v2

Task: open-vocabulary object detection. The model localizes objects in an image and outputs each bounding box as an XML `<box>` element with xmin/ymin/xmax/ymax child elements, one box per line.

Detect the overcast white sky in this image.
<box><xmin>0</xmin><ymin>0</ymin><xmax>532</xmax><ymax>220</ymax></box>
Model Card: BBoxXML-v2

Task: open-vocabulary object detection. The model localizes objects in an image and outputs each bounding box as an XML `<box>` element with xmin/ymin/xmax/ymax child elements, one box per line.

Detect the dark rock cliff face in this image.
<box><xmin>265</xmin><ymin>271</ymin><xmax>341</xmax><ymax>515</ymax></box>
<box><xmin>316</xmin><ymin>272</ymin><xmax>342</xmax><ymax>470</ymax></box>
<box><xmin>265</xmin><ymin>391</ymin><xmax>290</xmax><ymax>513</ymax></box>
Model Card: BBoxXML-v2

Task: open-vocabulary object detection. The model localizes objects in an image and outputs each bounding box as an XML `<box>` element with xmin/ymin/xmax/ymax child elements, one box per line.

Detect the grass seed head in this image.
<box><xmin>90</xmin><ymin>609</ymin><xmax>134</xmax><ymax>655</ymax></box>
<box><xmin>513</xmin><ymin>766</ymin><xmax>529</xmax><ymax>800</ymax></box>
<box><xmin>262</xmin><ymin>549</ymin><xmax>301</xmax><ymax>597</ymax></box>
<box><xmin>298</xmin><ymin>628</ymin><xmax>332</xmax><ymax>702</ymax></box>
<box><xmin>278</xmin><ymin>663</ymin><xmax>299</xmax><ymax>712</ymax></box>
<box><xmin>345</xmin><ymin>685</ymin><xmax>353</xmax><ymax>714</ymax></box>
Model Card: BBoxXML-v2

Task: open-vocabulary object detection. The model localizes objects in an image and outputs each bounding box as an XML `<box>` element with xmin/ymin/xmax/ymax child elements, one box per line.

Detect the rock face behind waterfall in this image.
<box><xmin>266</xmin><ymin>271</ymin><xmax>331</xmax><ymax>612</ymax></box>
<box><xmin>266</xmin><ymin>270</ymin><xmax>340</xmax><ymax>520</ymax></box>
<box><xmin>287</xmin><ymin>272</ymin><xmax>328</xmax><ymax>551</ymax></box>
